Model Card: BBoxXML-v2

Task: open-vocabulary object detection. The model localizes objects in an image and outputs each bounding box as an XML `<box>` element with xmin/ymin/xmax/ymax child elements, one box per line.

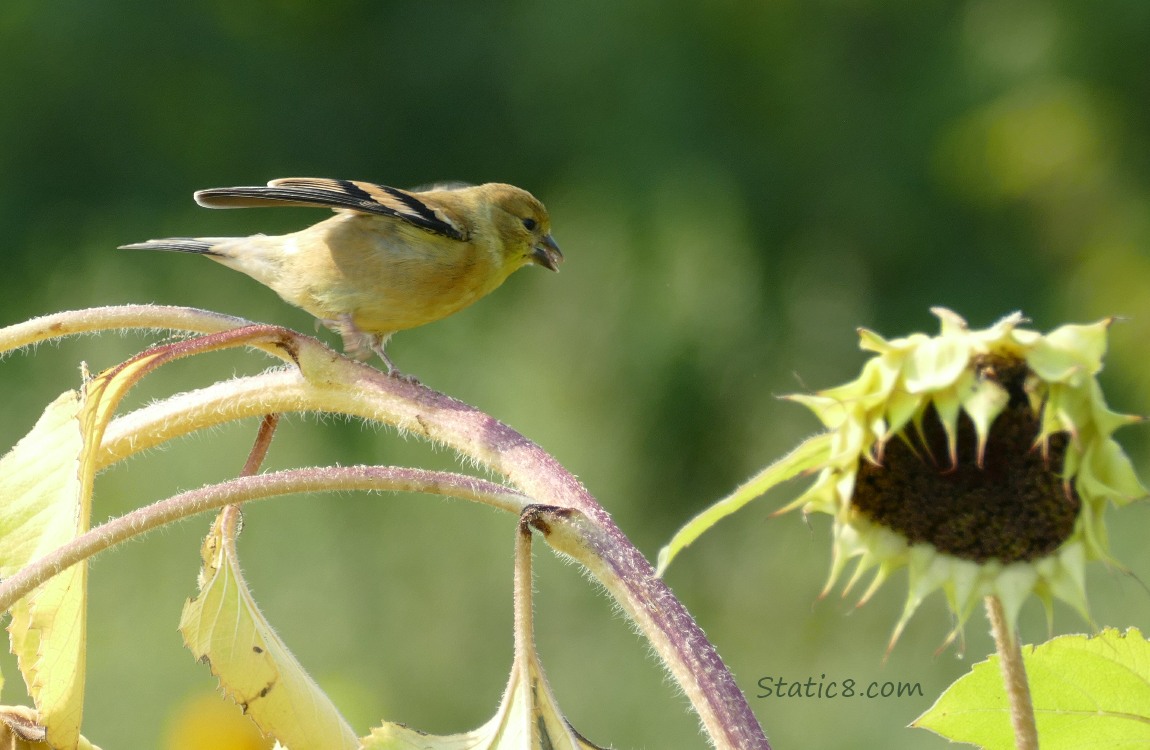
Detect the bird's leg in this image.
<box><xmin>318</xmin><ymin>314</ymin><xmax>418</xmax><ymax>383</ymax></box>
<box><xmin>375</xmin><ymin>344</ymin><xmax>421</xmax><ymax>384</ymax></box>
<box><xmin>317</xmin><ymin>314</ymin><xmax>372</xmax><ymax>360</ymax></box>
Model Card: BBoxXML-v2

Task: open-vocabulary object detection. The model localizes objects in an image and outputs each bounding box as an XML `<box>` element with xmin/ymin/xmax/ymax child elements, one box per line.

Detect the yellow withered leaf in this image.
<box><xmin>1</xmin><ymin>391</ymin><xmax>90</xmax><ymax>750</ymax></box>
<box><xmin>363</xmin><ymin>651</ymin><xmax>604</xmax><ymax>750</ymax></box>
<box><xmin>364</xmin><ymin>510</ymin><xmax>605</xmax><ymax>750</ymax></box>
<box><xmin>0</xmin><ymin>353</ymin><xmax>167</xmax><ymax>749</ymax></box>
<box><xmin>179</xmin><ymin>510</ymin><xmax>359</xmax><ymax>750</ymax></box>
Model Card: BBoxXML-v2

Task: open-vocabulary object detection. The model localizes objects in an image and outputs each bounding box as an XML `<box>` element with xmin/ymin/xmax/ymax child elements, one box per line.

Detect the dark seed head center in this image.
<box><xmin>852</xmin><ymin>355</ymin><xmax>1079</xmax><ymax>563</ymax></box>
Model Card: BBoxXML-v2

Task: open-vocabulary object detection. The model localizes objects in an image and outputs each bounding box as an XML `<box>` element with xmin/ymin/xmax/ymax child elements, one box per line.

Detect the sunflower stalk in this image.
<box><xmin>985</xmin><ymin>594</ymin><xmax>1038</xmax><ymax>750</ymax></box>
<box><xmin>0</xmin><ymin>305</ymin><xmax>769</xmax><ymax>750</ymax></box>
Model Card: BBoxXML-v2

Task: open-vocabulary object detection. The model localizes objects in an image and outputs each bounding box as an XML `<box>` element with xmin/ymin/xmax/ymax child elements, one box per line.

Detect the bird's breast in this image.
<box><xmin>293</xmin><ymin>214</ymin><xmax>507</xmax><ymax>333</ymax></box>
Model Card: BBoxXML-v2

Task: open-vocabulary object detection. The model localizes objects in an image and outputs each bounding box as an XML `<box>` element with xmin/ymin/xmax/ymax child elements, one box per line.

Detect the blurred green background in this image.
<box><xmin>2</xmin><ymin>1</ymin><xmax>1150</xmax><ymax>747</ymax></box>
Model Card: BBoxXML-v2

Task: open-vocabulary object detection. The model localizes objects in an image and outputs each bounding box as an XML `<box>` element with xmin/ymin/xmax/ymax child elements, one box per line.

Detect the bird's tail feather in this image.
<box><xmin>118</xmin><ymin>237</ymin><xmax>222</xmax><ymax>255</ymax></box>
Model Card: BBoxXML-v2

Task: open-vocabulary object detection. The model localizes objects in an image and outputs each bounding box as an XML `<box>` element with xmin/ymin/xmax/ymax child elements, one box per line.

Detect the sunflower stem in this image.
<box><xmin>0</xmin><ymin>309</ymin><xmax>772</xmax><ymax>749</ymax></box>
<box><xmin>0</xmin><ymin>467</ymin><xmax>529</xmax><ymax>615</ymax></box>
<box><xmin>985</xmin><ymin>594</ymin><xmax>1038</xmax><ymax>750</ymax></box>
<box><xmin>240</xmin><ymin>413</ymin><xmax>281</xmax><ymax>476</ymax></box>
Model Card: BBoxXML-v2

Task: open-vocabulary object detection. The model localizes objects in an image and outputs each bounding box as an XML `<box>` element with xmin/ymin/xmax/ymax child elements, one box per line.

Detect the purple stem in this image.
<box><xmin>363</xmin><ymin>370</ymin><xmax>769</xmax><ymax>749</ymax></box>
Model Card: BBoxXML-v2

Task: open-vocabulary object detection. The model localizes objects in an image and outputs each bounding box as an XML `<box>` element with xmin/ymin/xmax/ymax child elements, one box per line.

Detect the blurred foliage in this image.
<box><xmin>1</xmin><ymin>1</ymin><xmax>1149</xmax><ymax>748</ymax></box>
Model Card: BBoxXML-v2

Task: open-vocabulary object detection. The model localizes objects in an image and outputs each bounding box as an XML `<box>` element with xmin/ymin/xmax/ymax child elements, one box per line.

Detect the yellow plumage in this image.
<box><xmin>121</xmin><ymin>178</ymin><xmax>562</xmax><ymax>377</ymax></box>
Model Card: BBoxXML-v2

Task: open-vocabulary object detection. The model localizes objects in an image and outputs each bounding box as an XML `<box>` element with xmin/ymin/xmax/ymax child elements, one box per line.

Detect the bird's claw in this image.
<box><xmin>387</xmin><ymin>370</ymin><xmax>422</xmax><ymax>385</ymax></box>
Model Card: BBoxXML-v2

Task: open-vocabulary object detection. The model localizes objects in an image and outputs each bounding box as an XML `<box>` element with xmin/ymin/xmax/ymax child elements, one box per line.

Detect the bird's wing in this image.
<box><xmin>194</xmin><ymin>178</ymin><xmax>468</xmax><ymax>241</ymax></box>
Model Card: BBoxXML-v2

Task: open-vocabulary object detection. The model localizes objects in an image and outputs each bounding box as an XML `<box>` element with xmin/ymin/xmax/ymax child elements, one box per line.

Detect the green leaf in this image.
<box><xmin>914</xmin><ymin>627</ymin><xmax>1150</xmax><ymax>749</ymax></box>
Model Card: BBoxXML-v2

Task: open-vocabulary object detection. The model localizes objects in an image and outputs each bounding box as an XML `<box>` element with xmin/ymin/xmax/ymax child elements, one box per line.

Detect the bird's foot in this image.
<box><xmin>366</xmin><ymin>337</ymin><xmax>420</xmax><ymax>384</ymax></box>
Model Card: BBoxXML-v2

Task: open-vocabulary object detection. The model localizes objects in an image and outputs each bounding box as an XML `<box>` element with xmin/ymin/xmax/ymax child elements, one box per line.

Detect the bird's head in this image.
<box><xmin>484</xmin><ymin>184</ymin><xmax>563</xmax><ymax>272</ymax></box>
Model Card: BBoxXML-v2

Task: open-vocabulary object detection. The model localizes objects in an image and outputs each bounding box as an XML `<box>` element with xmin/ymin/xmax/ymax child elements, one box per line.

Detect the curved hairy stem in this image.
<box><xmin>0</xmin><ymin>466</ymin><xmax>528</xmax><ymax>616</ymax></box>
<box><xmin>2</xmin><ymin>306</ymin><xmax>769</xmax><ymax>749</ymax></box>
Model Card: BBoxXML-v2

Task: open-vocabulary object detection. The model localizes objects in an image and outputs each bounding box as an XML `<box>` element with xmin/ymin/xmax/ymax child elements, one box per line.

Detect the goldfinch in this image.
<box><xmin>120</xmin><ymin>178</ymin><xmax>562</xmax><ymax>377</ymax></box>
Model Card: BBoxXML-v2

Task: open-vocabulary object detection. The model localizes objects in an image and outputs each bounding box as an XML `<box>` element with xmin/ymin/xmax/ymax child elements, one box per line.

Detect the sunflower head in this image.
<box><xmin>781</xmin><ymin>308</ymin><xmax>1145</xmax><ymax>649</ymax></box>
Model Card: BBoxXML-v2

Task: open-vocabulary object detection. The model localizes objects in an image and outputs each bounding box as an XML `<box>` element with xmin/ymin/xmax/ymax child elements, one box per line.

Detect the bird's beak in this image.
<box><xmin>531</xmin><ymin>234</ymin><xmax>563</xmax><ymax>271</ymax></box>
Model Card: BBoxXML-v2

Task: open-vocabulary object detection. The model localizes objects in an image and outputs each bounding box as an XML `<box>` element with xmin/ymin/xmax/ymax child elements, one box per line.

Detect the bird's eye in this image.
<box><xmin>521</xmin><ymin>217</ymin><xmax>537</xmax><ymax>231</ymax></box>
